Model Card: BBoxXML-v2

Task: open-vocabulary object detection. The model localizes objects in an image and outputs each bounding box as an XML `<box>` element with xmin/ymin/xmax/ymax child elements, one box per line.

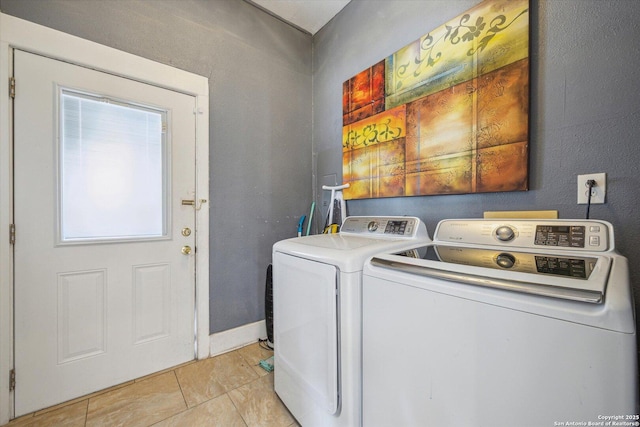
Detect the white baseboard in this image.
<box><xmin>208</xmin><ymin>320</ymin><xmax>267</xmax><ymax>357</ymax></box>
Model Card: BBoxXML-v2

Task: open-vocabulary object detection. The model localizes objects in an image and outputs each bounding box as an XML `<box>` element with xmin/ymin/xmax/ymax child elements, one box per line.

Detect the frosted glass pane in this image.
<box><xmin>60</xmin><ymin>90</ymin><xmax>167</xmax><ymax>241</ymax></box>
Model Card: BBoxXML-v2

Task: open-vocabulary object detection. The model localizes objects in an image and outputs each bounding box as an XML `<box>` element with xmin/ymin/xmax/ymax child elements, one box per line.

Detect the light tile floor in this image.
<box><xmin>4</xmin><ymin>342</ymin><xmax>300</xmax><ymax>427</ymax></box>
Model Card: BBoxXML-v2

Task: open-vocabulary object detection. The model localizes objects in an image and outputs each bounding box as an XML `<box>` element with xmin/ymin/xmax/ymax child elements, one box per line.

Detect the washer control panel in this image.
<box><xmin>534</xmin><ymin>225</ymin><xmax>588</xmax><ymax>248</ymax></box>
<box><xmin>435</xmin><ymin>219</ymin><xmax>611</xmax><ymax>252</ymax></box>
<box><xmin>340</xmin><ymin>216</ymin><xmax>428</xmax><ymax>239</ymax></box>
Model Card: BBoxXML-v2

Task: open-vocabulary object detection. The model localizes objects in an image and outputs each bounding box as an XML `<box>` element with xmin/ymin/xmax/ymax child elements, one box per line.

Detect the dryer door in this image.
<box><xmin>273</xmin><ymin>252</ymin><xmax>339</xmax><ymax>416</ymax></box>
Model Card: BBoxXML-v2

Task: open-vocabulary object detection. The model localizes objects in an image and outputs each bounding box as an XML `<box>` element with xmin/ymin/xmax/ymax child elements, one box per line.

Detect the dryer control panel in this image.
<box><xmin>340</xmin><ymin>216</ymin><xmax>428</xmax><ymax>239</ymax></box>
<box><xmin>434</xmin><ymin>219</ymin><xmax>612</xmax><ymax>252</ymax></box>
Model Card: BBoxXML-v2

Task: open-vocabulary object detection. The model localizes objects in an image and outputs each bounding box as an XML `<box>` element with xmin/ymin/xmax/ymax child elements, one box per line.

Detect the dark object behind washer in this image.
<box><xmin>265</xmin><ymin>264</ymin><xmax>274</xmax><ymax>346</ymax></box>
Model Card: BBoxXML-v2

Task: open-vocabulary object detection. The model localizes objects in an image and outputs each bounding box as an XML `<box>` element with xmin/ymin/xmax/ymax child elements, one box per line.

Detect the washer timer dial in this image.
<box><xmin>495</xmin><ymin>225</ymin><xmax>516</xmax><ymax>242</ymax></box>
<box><xmin>367</xmin><ymin>221</ymin><xmax>379</xmax><ymax>232</ymax></box>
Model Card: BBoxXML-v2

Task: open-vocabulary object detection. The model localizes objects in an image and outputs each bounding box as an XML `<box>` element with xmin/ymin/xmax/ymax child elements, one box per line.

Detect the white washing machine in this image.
<box><xmin>362</xmin><ymin>219</ymin><xmax>638</xmax><ymax>427</ymax></box>
<box><xmin>272</xmin><ymin>216</ymin><xmax>429</xmax><ymax>427</ymax></box>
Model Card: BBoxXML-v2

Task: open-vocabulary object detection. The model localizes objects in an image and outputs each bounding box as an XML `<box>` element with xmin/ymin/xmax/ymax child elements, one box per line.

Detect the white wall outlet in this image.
<box><xmin>577</xmin><ymin>173</ymin><xmax>606</xmax><ymax>204</ymax></box>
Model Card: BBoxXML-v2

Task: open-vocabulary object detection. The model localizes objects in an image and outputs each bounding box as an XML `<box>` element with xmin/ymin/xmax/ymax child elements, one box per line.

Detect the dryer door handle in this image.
<box><xmin>369</xmin><ymin>257</ymin><xmax>603</xmax><ymax>304</ymax></box>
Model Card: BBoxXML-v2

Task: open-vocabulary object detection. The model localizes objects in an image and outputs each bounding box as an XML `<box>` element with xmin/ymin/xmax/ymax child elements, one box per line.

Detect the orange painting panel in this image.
<box><xmin>476</xmin><ymin>141</ymin><xmax>528</xmax><ymax>192</ymax></box>
<box><xmin>406</xmin><ymin>82</ymin><xmax>475</xmax><ymax>162</ymax></box>
<box><xmin>343</xmin><ymin>60</ymin><xmax>386</xmax><ymax>126</ymax></box>
<box><xmin>476</xmin><ymin>59</ymin><xmax>529</xmax><ymax>149</ymax></box>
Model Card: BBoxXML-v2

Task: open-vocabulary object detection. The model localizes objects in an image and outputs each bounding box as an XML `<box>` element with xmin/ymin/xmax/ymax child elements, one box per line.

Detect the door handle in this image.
<box><xmin>181</xmin><ymin>199</ymin><xmax>207</xmax><ymax>210</ymax></box>
<box><xmin>181</xmin><ymin>246</ymin><xmax>192</xmax><ymax>255</ymax></box>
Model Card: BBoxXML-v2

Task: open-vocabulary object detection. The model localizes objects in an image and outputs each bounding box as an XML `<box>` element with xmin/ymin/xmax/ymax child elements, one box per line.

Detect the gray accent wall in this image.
<box><xmin>0</xmin><ymin>0</ymin><xmax>312</xmax><ymax>334</ymax></box>
<box><xmin>313</xmin><ymin>0</ymin><xmax>640</xmax><ymax>340</ymax></box>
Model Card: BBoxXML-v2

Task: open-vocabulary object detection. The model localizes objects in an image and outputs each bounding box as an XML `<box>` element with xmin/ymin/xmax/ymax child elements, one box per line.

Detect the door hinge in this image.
<box><xmin>9</xmin><ymin>224</ymin><xmax>15</xmax><ymax>245</ymax></box>
<box><xmin>9</xmin><ymin>77</ymin><xmax>15</xmax><ymax>99</ymax></box>
<box><xmin>9</xmin><ymin>369</ymin><xmax>15</xmax><ymax>392</ymax></box>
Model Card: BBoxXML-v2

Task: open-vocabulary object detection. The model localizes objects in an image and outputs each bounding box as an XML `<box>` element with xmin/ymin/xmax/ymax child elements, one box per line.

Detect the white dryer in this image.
<box><xmin>272</xmin><ymin>216</ymin><xmax>429</xmax><ymax>427</ymax></box>
<box><xmin>362</xmin><ymin>219</ymin><xmax>638</xmax><ymax>427</ymax></box>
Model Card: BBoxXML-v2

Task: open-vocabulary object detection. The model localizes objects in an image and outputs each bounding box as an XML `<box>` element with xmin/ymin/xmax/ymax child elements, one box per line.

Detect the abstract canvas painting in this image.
<box><xmin>342</xmin><ymin>0</ymin><xmax>530</xmax><ymax>200</ymax></box>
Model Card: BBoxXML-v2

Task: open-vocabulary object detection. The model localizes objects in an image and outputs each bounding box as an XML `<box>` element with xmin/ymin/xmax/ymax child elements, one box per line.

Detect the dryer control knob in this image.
<box><xmin>495</xmin><ymin>226</ymin><xmax>516</xmax><ymax>241</ymax></box>
<box><xmin>496</xmin><ymin>253</ymin><xmax>516</xmax><ymax>269</ymax></box>
<box><xmin>367</xmin><ymin>221</ymin><xmax>379</xmax><ymax>232</ymax></box>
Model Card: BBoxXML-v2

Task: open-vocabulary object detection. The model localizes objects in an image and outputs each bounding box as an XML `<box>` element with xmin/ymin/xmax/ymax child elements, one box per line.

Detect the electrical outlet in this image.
<box><xmin>577</xmin><ymin>173</ymin><xmax>606</xmax><ymax>204</ymax></box>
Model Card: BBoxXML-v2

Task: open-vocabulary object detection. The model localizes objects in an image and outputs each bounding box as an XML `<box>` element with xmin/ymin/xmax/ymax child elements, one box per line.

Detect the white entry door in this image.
<box><xmin>13</xmin><ymin>50</ymin><xmax>197</xmax><ymax>416</ymax></box>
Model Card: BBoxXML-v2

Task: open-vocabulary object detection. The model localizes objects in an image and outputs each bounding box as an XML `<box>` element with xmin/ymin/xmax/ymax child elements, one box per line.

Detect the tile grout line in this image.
<box><xmin>147</xmin><ymin>350</ymin><xmax>255</xmax><ymax>427</ymax></box>
<box><xmin>226</xmin><ymin>349</ymin><xmax>251</xmax><ymax>427</ymax></box>
<box><xmin>172</xmin><ymin>369</ymin><xmax>190</xmax><ymax>410</ymax></box>
<box><xmin>226</xmin><ymin>392</ymin><xmax>250</xmax><ymax>427</ymax></box>
<box><xmin>226</xmin><ymin>347</ymin><xmax>267</xmax><ymax>427</ymax></box>
<box><xmin>145</xmin><ymin>370</ymin><xmax>191</xmax><ymax>427</ymax></box>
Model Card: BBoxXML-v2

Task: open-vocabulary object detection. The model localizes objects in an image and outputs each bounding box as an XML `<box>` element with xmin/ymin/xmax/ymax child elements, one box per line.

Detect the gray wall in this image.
<box><xmin>0</xmin><ymin>0</ymin><xmax>313</xmax><ymax>334</ymax></box>
<box><xmin>314</xmin><ymin>0</ymin><xmax>640</xmax><ymax>342</ymax></box>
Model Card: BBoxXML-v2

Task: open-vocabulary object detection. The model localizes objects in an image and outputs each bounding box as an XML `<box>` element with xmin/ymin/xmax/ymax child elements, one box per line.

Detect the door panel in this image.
<box><xmin>57</xmin><ymin>269</ymin><xmax>106</xmax><ymax>363</ymax></box>
<box><xmin>273</xmin><ymin>252</ymin><xmax>339</xmax><ymax>416</ymax></box>
<box><xmin>13</xmin><ymin>50</ymin><xmax>197</xmax><ymax>415</ymax></box>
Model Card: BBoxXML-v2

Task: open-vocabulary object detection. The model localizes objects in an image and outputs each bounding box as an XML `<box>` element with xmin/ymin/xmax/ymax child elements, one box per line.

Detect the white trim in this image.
<box><xmin>194</xmin><ymin>95</ymin><xmax>210</xmax><ymax>361</ymax></box>
<box><xmin>0</xmin><ymin>40</ymin><xmax>14</xmax><ymax>427</ymax></box>
<box><xmin>209</xmin><ymin>321</ymin><xmax>268</xmax><ymax>357</ymax></box>
<box><xmin>0</xmin><ymin>13</ymin><xmax>209</xmax><ymax>424</ymax></box>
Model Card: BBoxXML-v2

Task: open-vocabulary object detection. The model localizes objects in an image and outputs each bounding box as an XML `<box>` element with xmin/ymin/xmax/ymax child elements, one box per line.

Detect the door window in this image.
<box><xmin>58</xmin><ymin>89</ymin><xmax>169</xmax><ymax>243</ymax></box>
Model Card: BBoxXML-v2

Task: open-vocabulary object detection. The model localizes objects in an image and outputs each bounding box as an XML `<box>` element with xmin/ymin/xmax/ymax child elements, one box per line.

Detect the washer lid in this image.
<box><xmin>291</xmin><ymin>234</ymin><xmax>385</xmax><ymax>250</ymax></box>
<box><xmin>373</xmin><ymin>244</ymin><xmax>610</xmax><ymax>303</ymax></box>
<box><xmin>365</xmin><ymin>249</ymin><xmax>635</xmax><ymax>333</ymax></box>
<box><xmin>273</xmin><ymin>233</ymin><xmax>429</xmax><ymax>272</ymax></box>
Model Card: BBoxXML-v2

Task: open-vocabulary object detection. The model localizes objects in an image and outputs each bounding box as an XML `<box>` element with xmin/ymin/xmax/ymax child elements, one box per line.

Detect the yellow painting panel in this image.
<box><xmin>477</xmin><ymin>0</ymin><xmax>530</xmax><ymax>75</ymax></box>
<box><xmin>343</xmin><ymin>146</ymin><xmax>375</xmax><ymax>200</ymax></box>
<box><xmin>343</xmin><ymin>105</ymin><xmax>406</xmax><ymax>151</ymax></box>
<box><xmin>344</xmin><ymin>179</ymin><xmax>373</xmax><ymax>200</ymax></box>
<box><xmin>343</xmin><ymin>139</ymin><xmax>406</xmax><ymax>199</ymax></box>
<box><xmin>406</xmin><ymin>152</ymin><xmax>473</xmax><ymax>196</ymax></box>
<box><xmin>386</xmin><ymin>0</ymin><xmax>529</xmax><ymax>109</ymax></box>
<box><xmin>387</xmin><ymin>24</ymin><xmax>473</xmax><ymax>101</ymax></box>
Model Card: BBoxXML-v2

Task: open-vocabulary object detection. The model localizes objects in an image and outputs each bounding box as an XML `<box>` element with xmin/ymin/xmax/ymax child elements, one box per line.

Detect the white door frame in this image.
<box><xmin>0</xmin><ymin>13</ymin><xmax>210</xmax><ymax>423</ymax></box>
